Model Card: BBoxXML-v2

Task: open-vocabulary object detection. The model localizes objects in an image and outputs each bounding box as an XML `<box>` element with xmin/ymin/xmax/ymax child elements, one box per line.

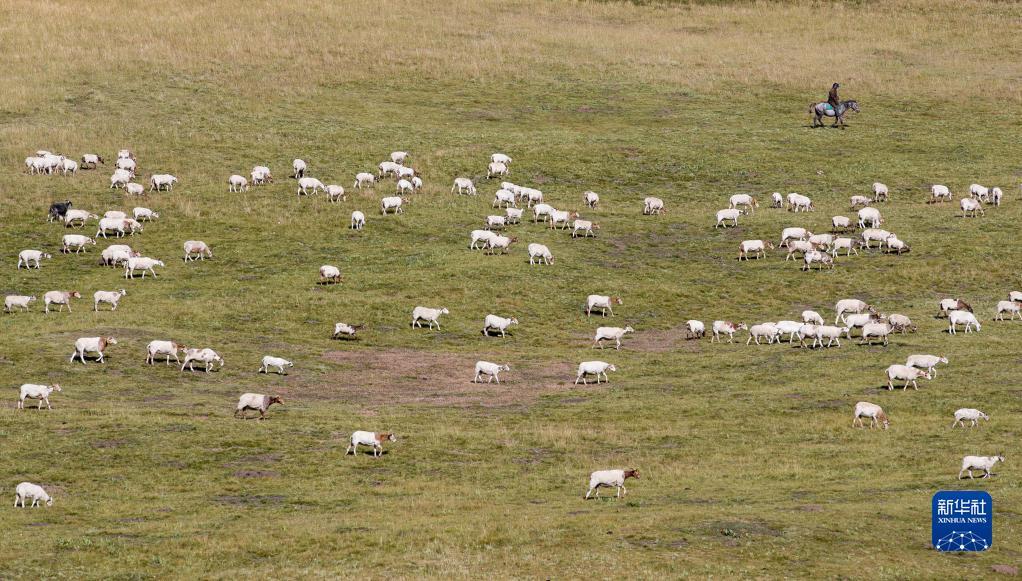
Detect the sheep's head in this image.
<box><xmin>384</xmin><ymin>433</ymin><xmax>397</xmax><ymax>442</ymax></box>
<box><xmin>45</xmin><ymin>497</ymin><xmax>53</xmax><ymax>507</ymax></box>
<box><xmin>43</xmin><ymin>253</ymin><xmax>52</xmax><ymax>259</ymax></box>
<box><xmin>613</xmin><ymin>297</ymin><xmax>623</xmax><ymax>305</ymax></box>
<box><xmin>607</xmin><ymin>364</ymin><xmax>618</xmax><ymax>372</ymax></box>
<box><xmin>624</xmin><ymin>469</ymin><xmax>640</xmax><ymax>480</ymax></box>
<box><xmin>997</xmin><ymin>454</ymin><xmax>1005</xmax><ymax>463</ymax></box>
<box><xmin>106</xmin><ymin>337</ymin><xmax>118</xmax><ymax>345</ymax></box>
<box><xmin>501</xmin><ymin>364</ymin><xmax>511</xmax><ymax>372</ymax></box>
<box><xmin>70</xmin><ymin>291</ymin><xmax>81</xmax><ymax>298</ymax></box>
<box><xmin>765</xmin><ymin>241</ymin><xmax>775</xmax><ymax>250</ymax></box>
<box><xmin>119</xmin><ymin>289</ymin><xmax>127</xmax><ymax>296</ymax></box>
<box><xmin>624</xmin><ymin>326</ymin><xmax>635</xmax><ymax>333</ymax></box>
<box><xmin>269</xmin><ymin>396</ymin><xmax>284</xmax><ymax>406</ymax></box>
<box><xmin>52</xmin><ymin>384</ymin><xmax>62</xmax><ymax>392</ymax></box>
<box><xmin>440</xmin><ymin>308</ymin><xmax>450</xmax><ymax>315</ymax></box>
<box><xmin>939</xmin><ymin>356</ymin><xmax>948</xmax><ymax>364</ymax></box>
<box><xmin>510</xmin><ymin>318</ymin><xmax>519</xmax><ymax>325</ymax></box>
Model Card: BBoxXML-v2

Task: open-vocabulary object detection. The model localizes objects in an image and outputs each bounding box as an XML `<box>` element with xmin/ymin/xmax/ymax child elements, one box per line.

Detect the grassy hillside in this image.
<box><xmin>1</xmin><ymin>0</ymin><xmax>1019</xmax><ymax>577</ymax></box>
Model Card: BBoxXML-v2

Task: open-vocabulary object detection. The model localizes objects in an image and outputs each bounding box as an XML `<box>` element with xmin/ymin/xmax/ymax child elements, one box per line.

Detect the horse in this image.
<box><xmin>810</xmin><ymin>100</ymin><xmax>859</xmax><ymax>128</ymax></box>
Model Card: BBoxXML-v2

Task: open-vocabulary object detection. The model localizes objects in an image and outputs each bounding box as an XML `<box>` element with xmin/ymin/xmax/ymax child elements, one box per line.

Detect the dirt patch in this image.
<box><xmin>224</xmin><ymin>452</ymin><xmax>282</xmax><ymax>466</ymax></box>
<box><xmin>629</xmin><ymin>326</ymin><xmax>700</xmax><ymax>353</ymax></box>
<box><xmin>799</xmin><ymin>504</ymin><xmax>824</xmax><ymax>512</ymax></box>
<box><xmin>709</xmin><ymin>520</ymin><xmax>783</xmax><ymax>538</ymax></box>
<box><xmin>315</xmin><ymin>349</ymin><xmax>581</xmax><ymax>406</ymax></box>
<box><xmin>214</xmin><ymin>494</ymin><xmax>285</xmax><ymax>507</ymax></box>
<box><xmin>233</xmin><ymin>470</ymin><xmax>279</xmax><ymax>479</ymax></box>
<box><xmin>992</xmin><ymin>565</ymin><xmax>1018</xmax><ymax>576</ymax></box>
<box><xmin>92</xmin><ymin>439</ymin><xmax>129</xmax><ymax>449</ymax></box>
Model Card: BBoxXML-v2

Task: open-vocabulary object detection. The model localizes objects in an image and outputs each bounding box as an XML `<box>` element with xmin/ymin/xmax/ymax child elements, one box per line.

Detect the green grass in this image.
<box><xmin>1</xmin><ymin>0</ymin><xmax>1020</xmax><ymax>578</ymax></box>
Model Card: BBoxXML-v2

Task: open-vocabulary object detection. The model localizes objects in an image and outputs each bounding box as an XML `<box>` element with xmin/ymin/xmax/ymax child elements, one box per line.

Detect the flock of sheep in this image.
<box><xmin>7</xmin><ymin>147</ymin><xmax>1013</xmax><ymax>507</ymax></box>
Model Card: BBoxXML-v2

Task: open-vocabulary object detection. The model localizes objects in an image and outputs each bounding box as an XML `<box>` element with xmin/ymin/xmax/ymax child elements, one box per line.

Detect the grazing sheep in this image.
<box><xmin>487</xmin><ymin>161</ymin><xmax>509</xmax><ymax>179</ymax></box>
<box><xmin>835</xmin><ymin>299</ymin><xmax>875</xmax><ymax>324</ymax></box>
<box><xmin>149</xmin><ymin>174</ymin><xmax>178</xmax><ymax>191</ymax></box>
<box><xmin>930</xmin><ymin>184</ymin><xmax>952</xmax><ymax>202</ymax></box>
<box><xmin>853</xmin><ymin>402</ymin><xmax>889</xmax><ymax>429</ymax></box>
<box><xmin>451</xmin><ymin>178</ymin><xmax>477</xmax><ymax>195</ymax></box>
<box><xmin>887</xmin><ymin>313</ymin><xmax>916</xmax><ymax>333</ymax></box>
<box><xmin>470</xmin><ymin>230</ymin><xmax>498</xmax><ymax>250</ymax></box>
<box><xmin>17</xmin><ymin>383</ymin><xmax>61</xmax><ymax>410</ymax></box>
<box><xmin>181</xmin><ymin>348</ymin><xmax>224</xmax><ymax>373</ymax></box>
<box><xmin>124</xmin><ymin>257</ymin><xmax>165</xmax><ymax>279</ymax></box>
<box><xmin>586</xmin><ymin>295</ymin><xmax>622</xmax><ymax>317</ymax></box>
<box><xmin>830</xmin><ymin>237</ymin><xmax>858</xmax><ymax>256</ymax></box>
<box><xmin>43</xmin><ymin>290</ymin><xmax>81</xmax><ymax>313</ymax></box>
<box><xmin>482</xmin><ymin>315</ymin><xmax>518</xmax><ymax>337</ymax></box>
<box><xmin>771</xmin><ymin>192</ymin><xmax>784</xmax><ymax>207</ymax></box>
<box><xmin>81</xmin><ymin>153</ymin><xmax>104</xmax><ymax>168</ymax></box>
<box><xmin>715</xmin><ymin>208</ymin><xmax>740</xmax><ymax>228</ymax></box>
<box><xmin>961</xmin><ymin>197</ymin><xmax>985</xmax><ymax>217</ymax></box>
<box><xmin>585</xmin><ymin>469</ymin><xmax>639</xmax><ymax>500</ymax></box>
<box><xmin>101</xmin><ymin>246</ymin><xmax>137</xmax><ymax>267</ymax></box>
<box><xmin>831</xmin><ymin>215</ymin><xmax>852</xmax><ymax>232</ymax></box>
<box><xmin>70</xmin><ymin>336</ymin><xmax>118</xmax><ymax>364</ymax></box>
<box><xmin>4</xmin><ymin>295</ymin><xmax>36</xmax><ymax>313</ymax></box>
<box><xmin>18</xmin><ymin>249</ymin><xmax>52</xmax><ymax>269</ymax></box>
<box><xmin>746</xmin><ymin>323</ymin><xmax>780</xmax><ymax>345</ymax></box>
<box><xmin>571</xmin><ymin>219</ymin><xmax>599</xmax><ymax>238</ymax></box>
<box><xmin>117</xmin><ymin>149</ymin><xmax>133</xmax><ymax>160</ymax></box>
<box><xmin>994</xmin><ymin>300</ymin><xmax>1021</xmax><ymax>321</ymax></box>
<box><xmin>959</xmin><ymin>455</ymin><xmax>1004</xmax><ymax>479</ymax></box>
<box><xmin>491</xmin><ymin>153</ymin><xmax>511</xmax><ymax>165</ymax></box>
<box><xmin>351</xmin><ymin>211</ymin><xmax>366</xmax><ymax>230</ymax></box>
<box><xmin>711</xmin><ymin>320</ymin><xmax>747</xmax><ymax>343</ymax></box>
<box><xmin>110</xmin><ymin>169</ymin><xmax>132</xmax><ymax>188</ymax></box>
<box><xmin>94</xmin><ymin>289</ymin><xmax>127</xmax><ymax>311</ymax></box>
<box><xmin>780</xmin><ymin>227</ymin><xmax>811</xmax><ymax>248</ymax></box>
<box><xmin>593</xmin><ymin>326</ymin><xmax>635</xmax><ymax>350</ymax></box>
<box><xmin>484</xmin><ymin>235</ymin><xmax>516</xmax><ymax>255</ymax></box>
<box><xmin>115</xmin><ymin>157</ymin><xmax>136</xmax><ymax>173</ymax></box>
<box><xmin>575</xmin><ymin>361</ymin><xmax>617</xmax><ymax>384</ymax></box>
<box><xmin>63</xmin><ymin>209</ymin><xmax>98</xmax><ymax>228</ymax></box>
<box><xmin>485</xmin><ymin>215</ymin><xmax>507</xmax><ymax>230</ymax></box>
<box><xmin>14</xmin><ymin>483</ymin><xmax>52</xmax><ymax>508</ymax></box>
<box><xmin>59</xmin><ymin>158</ymin><xmax>78</xmax><ymax>175</ymax></box>
<box><xmin>132</xmin><ymin>207</ymin><xmax>159</xmax><ymax>222</ymax></box>
<box><xmin>938</xmin><ymin>298</ymin><xmax>972</xmax><ymax>317</ymax></box>
<box><xmin>969</xmin><ymin>183</ymin><xmax>990</xmax><ymax>201</ymax></box>
<box><xmin>228</xmin><ymin>174</ymin><xmax>249</xmax><ymax>192</ymax></box>
<box><xmin>812</xmin><ymin>325</ymin><xmax>848</xmax><ymax>348</ymax></box>
<box><xmin>124</xmin><ymin>183</ymin><xmax>145</xmax><ymax>196</ymax></box>
<box><xmin>412</xmin><ymin>306</ymin><xmax>449</xmax><ymax>330</ymax></box>
<box><xmin>183</xmin><ymin>241</ymin><xmax>212</xmax><ymax>262</ymax></box>
<box><xmin>584</xmin><ymin>191</ymin><xmax>600</xmax><ymax>208</ymax></box>
<box><xmin>857</xmin><ymin>207</ymin><xmax>882</xmax><ymax>228</ymax></box>
<box><xmin>906</xmin><ymin>354</ymin><xmax>948</xmax><ymax>377</ymax></box>
<box><xmin>685</xmin><ymin>320</ymin><xmax>705</xmax><ymax>339</ymax></box>
<box><xmin>773</xmin><ymin>320</ymin><xmax>804</xmax><ymax>342</ymax></box>
<box><xmin>251</xmin><ymin>166</ymin><xmax>273</xmax><ymax>185</ymax></box>
<box><xmin>332</xmin><ymin>322</ymin><xmax>364</xmax><ymax>339</ymax></box>
<box><xmin>990</xmin><ymin>187</ymin><xmax>1002</xmax><ymax>206</ymax></box>
<box><xmin>948</xmin><ymin>310</ymin><xmax>981</xmax><ymax>334</ymax></box>
<box><xmin>808</xmin><ymin>233</ymin><xmax>833</xmax><ymax>249</ymax></box>
<box><xmin>326</xmin><ymin>184</ymin><xmax>346</xmax><ymax>202</ymax></box>
<box><xmin>292</xmin><ymin>158</ymin><xmax>307</xmax><ymax>178</ymax></box>
<box><xmin>797</xmin><ymin>325</ymin><xmax>821</xmax><ymax>348</ymax></box>
<box><xmin>347</xmin><ymin>431</ymin><xmax>396</xmax><ymax>457</ymax></box>
<box><xmin>258</xmin><ymin>356</ymin><xmax>293</xmax><ymax>375</ymax></box>
<box><xmin>235</xmin><ymin>393</ymin><xmax>284</xmax><ymax>420</ymax></box>
<box><xmin>62</xmin><ymin>234</ymin><xmax>96</xmax><ymax>254</ymax></box>
<box><xmin>522</xmin><ymin>188</ymin><xmax>544</xmax><ymax>207</ymax></box>
<box><xmin>319</xmin><ymin>265</ymin><xmax>342</xmax><ymax>284</ymax></box>
<box><xmin>473</xmin><ymin>361</ymin><xmax>511</xmax><ymax>383</ymax></box>
<box><xmin>505</xmin><ymin>207</ymin><xmax>524</xmax><ymax>224</ymax></box>
<box><xmin>354</xmin><ymin>172</ymin><xmax>376</xmax><ymax>189</ymax></box>
<box><xmin>886</xmin><ymin>364</ymin><xmax>931</xmax><ymax>390</ymax></box>
<box><xmin>96</xmin><ymin>217</ymin><xmax>142</xmax><ymax>238</ymax></box>
<box><xmin>842</xmin><ymin>313</ymin><xmax>880</xmax><ymax>338</ymax></box>
<box><xmin>1010</xmin><ymin>291</ymin><xmax>1022</xmax><ymax>303</ymax></box>
<box><xmin>395</xmin><ymin>165</ymin><xmax>415</xmax><ymax>180</ymax></box>
<box><xmin>860</xmin><ymin>322</ymin><xmax>892</xmax><ymax>346</ymax></box>
<box><xmin>787</xmin><ymin>193</ymin><xmax>814</xmax><ymax>212</ymax></box>
<box><xmin>147</xmin><ymin>340</ymin><xmax>186</xmax><ymax>365</ymax></box>
<box><xmin>493</xmin><ymin>189</ymin><xmax>516</xmax><ymax>208</ymax></box>
<box><xmin>802</xmin><ymin>250</ymin><xmax>834</xmax><ymax>271</ymax></box>
<box><xmin>643</xmin><ymin>197</ymin><xmax>665</xmax><ymax>215</ymax></box>
<box><xmin>951</xmin><ymin>408</ymin><xmax>988</xmax><ymax>429</ymax></box>
<box><xmin>872</xmin><ymin>182</ymin><xmax>889</xmax><ymax>202</ymax></box>
<box><xmin>729</xmin><ymin>194</ymin><xmax>758</xmax><ymax>213</ymax></box>
<box><xmin>548</xmin><ymin>209</ymin><xmax>578</xmax><ymax>230</ymax></box>
<box><xmin>785</xmin><ymin>240</ymin><xmax>816</xmax><ymax>261</ymax></box>
<box><xmin>380</xmin><ymin>196</ymin><xmax>407</xmax><ymax>214</ymax></box>
<box><xmin>297</xmin><ymin>177</ymin><xmax>326</xmax><ymax>196</ymax></box>
<box><xmin>860</xmin><ymin>228</ymin><xmax>892</xmax><ymax>250</ymax></box>
<box><xmin>802</xmin><ymin>310</ymin><xmax>825</xmax><ymax>325</ymax></box>
<box><xmin>532</xmin><ymin>203</ymin><xmax>554</xmax><ymax>222</ymax></box>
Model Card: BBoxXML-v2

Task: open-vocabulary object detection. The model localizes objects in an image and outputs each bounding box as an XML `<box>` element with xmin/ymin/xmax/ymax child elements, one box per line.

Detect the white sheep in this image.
<box><xmin>830</xmin><ymin>237</ymin><xmax>858</xmax><ymax>256</ymax></box>
<box><xmin>493</xmin><ymin>189</ymin><xmax>516</xmax><ymax>208</ymax></box>
<box><xmin>802</xmin><ymin>310</ymin><xmax>824</xmax><ymax>325</ymax></box>
<box><xmin>351</xmin><ymin>211</ymin><xmax>366</xmax><ymax>230</ymax></box>
<box><xmin>292</xmin><ymin>158</ymin><xmax>307</xmax><ymax>178</ymax></box>
<box><xmin>101</xmin><ymin>245</ymin><xmax>137</xmax><ymax>267</ymax></box>
<box><xmin>832</xmin><ymin>215</ymin><xmax>852</xmax><ymax>231</ymax></box>
<box><xmin>183</xmin><ymin>241</ymin><xmax>212</xmax><ymax>262</ymax></box>
<box><xmin>643</xmin><ymin>197</ymin><xmax>665</xmax><ymax>215</ymax></box>
<box><xmin>235</xmin><ymin>393</ymin><xmax>284</xmax><ymax>420</ymax></box>
<box><xmin>572</xmin><ymin>219</ymin><xmax>599</xmax><ymax>238</ymax></box>
<box><xmin>746</xmin><ymin>323</ymin><xmax>780</xmax><ymax>345</ymax></box>
<box><xmin>852</xmin><ymin>402</ymin><xmax>889</xmax><ymax>430</ymax></box>
<box><xmin>380</xmin><ymin>196</ymin><xmax>407</xmax><ymax>214</ymax></box>
<box><xmin>835</xmin><ymin>299</ymin><xmax>875</xmax><ymax>324</ymax></box>
<box><xmin>326</xmin><ymin>184</ymin><xmax>346</xmax><ymax>202</ymax></box>
<box><xmin>773</xmin><ymin>320</ymin><xmax>804</xmax><ymax>342</ymax></box>
<box><xmin>149</xmin><ymin>174</ymin><xmax>178</xmax><ymax>191</ymax></box>
<box><xmin>96</xmin><ymin>217</ymin><xmax>142</xmax><ymax>238</ymax></box>
<box><xmin>70</xmin><ymin>336</ymin><xmax>118</xmax><ymax>364</ymax></box>
<box><xmin>228</xmin><ymin>174</ymin><xmax>249</xmax><ymax>192</ymax></box>
<box><xmin>593</xmin><ymin>326</ymin><xmax>635</xmax><ymax>350</ymax></box>
<box><xmin>711</xmin><ymin>320</ymin><xmax>747</xmax><ymax>343</ymax></box>
<box><xmin>346</xmin><ymin>431</ymin><xmax>396</xmax><ymax>457</ymax></box>
<box><xmin>354</xmin><ymin>172</ymin><xmax>376</xmax><ymax>189</ymax></box>
<box><xmin>391</xmin><ymin>151</ymin><xmax>409</xmax><ymax>164</ymax></box>
<box><xmin>584</xmin><ymin>191</ymin><xmax>600</xmax><ymax>208</ymax></box>
<box><xmin>860</xmin><ymin>228</ymin><xmax>892</xmax><ymax>249</ymax></box>
<box><xmin>586</xmin><ymin>295</ymin><xmax>622</xmax><ymax>317</ymax></box>
<box><xmin>486</xmin><ymin>215</ymin><xmax>507</xmax><ymax>230</ymax></box>
<box><xmin>802</xmin><ymin>250</ymin><xmax>834</xmax><ymax>271</ymax></box>
<box><xmin>451</xmin><ymin>178</ymin><xmax>476</xmax><ymax>195</ymax></box>
<box><xmin>548</xmin><ymin>210</ymin><xmax>578</xmax><ymax>230</ymax></box>
<box><xmin>857</xmin><ymin>207</ymin><xmax>882</xmax><ymax>228</ymax></box>
<box><xmin>887</xmin><ymin>313</ymin><xmax>916</xmax><ymax>333</ymax></box>
<box><xmin>395</xmin><ymin>166</ymin><xmax>415</xmax><ymax>180</ymax></box>
<box><xmin>523</xmin><ymin>188</ymin><xmax>544</xmax><ymax>207</ymax></box>
<box><xmin>94</xmin><ymin>289</ymin><xmax>127</xmax><ymax>311</ymax></box>
<box><xmin>411</xmin><ymin>176</ymin><xmax>423</xmax><ymax>190</ymax></box>
<box><xmin>532</xmin><ymin>203</ymin><xmax>554</xmax><ymax>222</ymax></box>
<box><xmin>412</xmin><ymin>306</ymin><xmax>449</xmax><ymax>330</ymax></box>
<box><xmin>396</xmin><ymin>179</ymin><xmax>414</xmax><ymax>195</ymax></box>
<box><xmin>14</xmin><ymin>483</ymin><xmax>52</xmax><ymax>508</ymax></box>
<box><xmin>4</xmin><ymin>295</ymin><xmax>36</xmax><ymax>313</ymax></box>
<box><xmin>685</xmin><ymin>320</ymin><xmax>705</xmax><ymax>339</ymax></box>
<box><xmin>906</xmin><ymin>354</ymin><xmax>948</xmax><ymax>377</ymax></box>
<box><xmin>43</xmin><ymin>290</ymin><xmax>81</xmax><ymax>312</ymax></box>
<box><xmin>505</xmin><ymin>208</ymin><xmax>523</xmax><ymax>224</ymax></box>
<box><xmin>17</xmin><ymin>383</ymin><xmax>61</xmax><ymax>410</ymax></box>
<box><xmin>785</xmin><ymin>240</ymin><xmax>816</xmax><ymax>261</ymax></box>
<box><xmin>332</xmin><ymin>322</ymin><xmax>363</xmax><ymax>339</ymax></box>
<box><xmin>959</xmin><ymin>455</ymin><xmax>1004</xmax><ymax>479</ymax></box>
<box><xmin>770</xmin><ymin>192</ymin><xmax>784</xmax><ymax>207</ymax></box>
<box><xmin>585</xmin><ymin>469</ymin><xmax>639</xmax><ymax>499</ymax></box>
<box><xmin>948</xmin><ymin>310</ymin><xmax>981</xmax><ymax>334</ymax></box>
<box><xmin>808</xmin><ymin>233</ymin><xmax>833</xmax><ymax>249</ymax></box>
<box><xmin>527</xmin><ymin>243</ymin><xmax>553</xmax><ymax>265</ymax></box>
<box><xmin>258</xmin><ymin>356</ymin><xmax>293</xmax><ymax>375</ymax></box>
<box><xmin>61</xmin><ymin>234</ymin><xmax>96</xmax><ymax>254</ymax></box>
<box><xmin>715</xmin><ymin>208</ymin><xmax>740</xmax><ymax>228</ymax></box>
<box><xmin>738</xmin><ymin>240</ymin><xmax>773</xmax><ymax>260</ymax></box>
<box><xmin>787</xmin><ymin>193</ymin><xmax>814</xmax><ymax>212</ymax></box>
<box><xmin>125</xmin><ymin>183</ymin><xmax>145</xmax><ymax>196</ymax></box>
<box><xmin>813</xmin><ymin>325</ymin><xmax>848</xmax><ymax>348</ymax></box>
<box><xmin>115</xmin><ymin>157</ymin><xmax>136</xmax><ymax>173</ymax></box>
<box><xmin>990</xmin><ymin>187</ymin><xmax>1002</xmax><ymax>206</ymax></box>
<box><xmin>109</xmin><ymin>169</ymin><xmax>132</xmax><ymax>188</ymax></box>
<box><xmin>952</xmin><ymin>409</ymin><xmax>989</xmax><ymax>429</ymax></box>
<box><xmin>132</xmin><ymin>207</ymin><xmax>158</xmax><ymax>222</ymax></box>
<box><xmin>63</xmin><ymin>209</ymin><xmax>98</xmax><ymax>228</ymax></box>
<box><xmin>482</xmin><ymin>315</ymin><xmax>518</xmax><ymax>337</ymax></box>
<box><xmin>487</xmin><ymin>161</ymin><xmax>509</xmax><ymax>179</ymax></box>
<box><xmin>969</xmin><ymin>183</ymin><xmax>989</xmax><ymax>201</ymax></box>
<box><xmin>181</xmin><ymin>348</ymin><xmax>224</xmax><ymax>373</ymax></box>
<box><xmin>575</xmin><ymin>361</ymin><xmax>617</xmax><ymax>384</ymax></box>
<box><xmin>81</xmin><ymin>153</ymin><xmax>104</xmax><ymax>168</ymax></box>
<box><xmin>860</xmin><ymin>322</ymin><xmax>892</xmax><ymax>346</ymax></box>
<box><xmin>124</xmin><ymin>257</ymin><xmax>164</xmax><ymax>279</ymax></box>
<box><xmin>797</xmin><ymin>325</ymin><xmax>821</xmax><ymax>348</ymax></box>
<box><xmin>780</xmin><ymin>227</ymin><xmax>811</xmax><ymax>247</ymax></box>
<box><xmin>994</xmin><ymin>300</ymin><xmax>1021</xmax><ymax>321</ymax></box>
<box><xmin>470</xmin><ymin>230</ymin><xmax>498</xmax><ymax>250</ymax></box>
<box><xmin>147</xmin><ymin>340</ymin><xmax>186</xmax><ymax>365</ymax></box>
<box><xmin>885</xmin><ymin>364</ymin><xmax>931</xmax><ymax>390</ymax></box>
<box><xmin>872</xmin><ymin>182</ymin><xmax>889</xmax><ymax>202</ymax></box>
<box><xmin>485</xmin><ymin>235</ymin><xmax>516</xmax><ymax>255</ymax></box>
<box><xmin>930</xmin><ymin>184</ymin><xmax>952</xmax><ymax>202</ymax></box>
<box><xmin>297</xmin><ymin>177</ymin><xmax>326</xmax><ymax>196</ymax></box>
<box><xmin>251</xmin><ymin>166</ymin><xmax>273</xmax><ymax>185</ymax></box>
<box><xmin>319</xmin><ymin>265</ymin><xmax>342</xmax><ymax>284</ymax></box>
<box><xmin>17</xmin><ymin>250</ymin><xmax>51</xmax><ymax>269</ymax></box>
<box><xmin>961</xmin><ymin>197</ymin><xmax>985</xmax><ymax>217</ymax></box>
<box><xmin>60</xmin><ymin>158</ymin><xmax>78</xmax><ymax>175</ymax></box>
<box><xmin>473</xmin><ymin>361</ymin><xmax>511</xmax><ymax>383</ymax></box>
<box><xmin>491</xmin><ymin>153</ymin><xmax>512</xmax><ymax>165</ymax></box>
<box><xmin>729</xmin><ymin>194</ymin><xmax>758</xmax><ymax>213</ymax></box>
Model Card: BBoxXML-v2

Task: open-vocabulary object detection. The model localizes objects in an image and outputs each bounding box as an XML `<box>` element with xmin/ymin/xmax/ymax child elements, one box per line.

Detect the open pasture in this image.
<box><xmin>1</xmin><ymin>0</ymin><xmax>1020</xmax><ymax>577</ymax></box>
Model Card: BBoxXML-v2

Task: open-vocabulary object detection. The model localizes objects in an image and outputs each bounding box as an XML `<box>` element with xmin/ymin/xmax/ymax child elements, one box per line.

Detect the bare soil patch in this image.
<box><xmin>629</xmin><ymin>326</ymin><xmax>701</xmax><ymax>353</ymax></box>
<box><xmin>315</xmin><ymin>349</ymin><xmax>581</xmax><ymax>407</ymax></box>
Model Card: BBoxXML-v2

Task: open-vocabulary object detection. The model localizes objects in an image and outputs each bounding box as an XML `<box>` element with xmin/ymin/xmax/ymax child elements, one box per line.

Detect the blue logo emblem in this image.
<box><xmin>932</xmin><ymin>491</ymin><xmax>992</xmax><ymax>552</ymax></box>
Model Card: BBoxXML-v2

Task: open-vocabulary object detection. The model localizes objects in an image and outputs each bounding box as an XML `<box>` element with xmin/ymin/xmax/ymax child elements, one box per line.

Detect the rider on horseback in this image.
<box><xmin>827</xmin><ymin>83</ymin><xmax>840</xmax><ymax>112</ymax></box>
